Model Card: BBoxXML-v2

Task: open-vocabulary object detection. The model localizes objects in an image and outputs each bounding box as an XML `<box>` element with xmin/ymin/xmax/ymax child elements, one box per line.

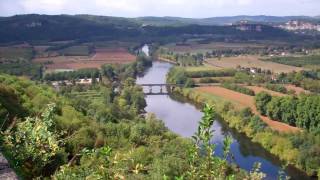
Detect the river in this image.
<box><xmin>137</xmin><ymin>46</ymin><xmax>309</xmax><ymax>180</ymax></box>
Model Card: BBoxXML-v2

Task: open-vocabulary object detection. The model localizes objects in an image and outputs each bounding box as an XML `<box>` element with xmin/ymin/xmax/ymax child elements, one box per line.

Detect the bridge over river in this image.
<box><xmin>138</xmin><ymin>83</ymin><xmax>220</xmax><ymax>95</ymax></box>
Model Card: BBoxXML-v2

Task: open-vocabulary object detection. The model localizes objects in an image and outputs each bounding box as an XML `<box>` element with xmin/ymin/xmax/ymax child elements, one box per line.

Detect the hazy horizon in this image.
<box><xmin>0</xmin><ymin>0</ymin><xmax>319</xmax><ymax>18</ymax></box>
<box><xmin>1</xmin><ymin>13</ymin><xmax>319</xmax><ymax>19</ymax></box>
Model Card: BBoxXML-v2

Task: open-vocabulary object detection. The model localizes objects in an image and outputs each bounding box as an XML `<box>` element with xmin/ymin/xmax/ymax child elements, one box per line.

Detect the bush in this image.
<box><xmin>222</xmin><ymin>83</ymin><xmax>255</xmax><ymax>96</ymax></box>
<box><xmin>254</xmin><ymin>92</ymin><xmax>272</xmax><ymax>115</ymax></box>
<box><xmin>199</xmin><ymin>77</ymin><xmax>219</xmax><ymax>83</ymax></box>
<box><xmin>186</xmin><ymin>69</ymin><xmax>236</xmax><ymax>78</ymax></box>
<box><xmin>249</xmin><ymin>115</ymin><xmax>267</xmax><ymax>133</ymax></box>
<box><xmin>265</xmin><ymin>83</ymin><xmax>288</xmax><ymax>94</ymax></box>
<box><xmin>167</xmin><ymin>67</ymin><xmax>194</xmax><ymax>87</ymax></box>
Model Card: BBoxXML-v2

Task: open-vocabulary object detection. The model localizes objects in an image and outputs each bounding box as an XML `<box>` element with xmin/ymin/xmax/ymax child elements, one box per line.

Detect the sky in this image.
<box><xmin>0</xmin><ymin>0</ymin><xmax>319</xmax><ymax>18</ymax></box>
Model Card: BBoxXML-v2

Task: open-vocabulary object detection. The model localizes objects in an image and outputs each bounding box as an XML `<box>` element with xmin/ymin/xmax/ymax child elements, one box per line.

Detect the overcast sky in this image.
<box><xmin>0</xmin><ymin>0</ymin><xmax>319</xmax><ymax>18</ymax></box>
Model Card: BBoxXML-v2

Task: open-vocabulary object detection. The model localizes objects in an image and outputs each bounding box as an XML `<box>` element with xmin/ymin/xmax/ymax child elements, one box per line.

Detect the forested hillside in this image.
<box><xmin>0</xmin><ymin>14</ymin><xmax>296</xmax><ymax>44</ymax></box>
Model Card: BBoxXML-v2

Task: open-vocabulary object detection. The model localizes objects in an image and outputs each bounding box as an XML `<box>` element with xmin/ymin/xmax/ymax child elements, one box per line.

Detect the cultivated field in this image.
<box><xmin>185</xmin><ymin>65</ymin><xmax>222</xmax><ymax>72</ymax></box>
<box><xmin>192</xmin><ymin>77</ymin><xmax>233</xmax><ymax>83</ymax></box>
<box><xmin>206</xmin><ymin>55</ymin><xmax>304</xmax><ymax>73</ymax></box>
<box><xmin>0</xmin><ymin>47</ymin><xmax>33</xmax><ymax>61</ymax></box>
<box><xmin>165</xmin><ymin>42</ymin><xmax>265</xmax><ymax>53</ymax></box>
<box><xmin>59</xmin><ymin>45</ymin><xmax>91</xmax><ymax>56</ymax></box>
<box><xmin>34</xmin><ymin>48</ymin><xmax>136</xmax><ymax>71</ymax></box>
<box><xmin>285</xmin><ymin>84</ymin><xmax>309</xmax><ymax>95</ymax></box>
<box><xmin>195</xmin><ymin>86</ymin><xmax>300</xmax><ymax>132</ymax></box>
<box><xmin>245</xmin><ymin>86</ymin><xmax>286</xmax><ymax>97</ymax></box>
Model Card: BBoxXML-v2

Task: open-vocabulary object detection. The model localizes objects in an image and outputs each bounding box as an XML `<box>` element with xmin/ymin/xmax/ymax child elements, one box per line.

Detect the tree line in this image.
<box><xmin>255</xmin><ymin>92</ymin><xmax>320</xmax><ymax>132</ymax></box>
<box><xmin>222</xmin><ymin>83</ymin><xmax>255</xmax><ymax>96</ymax></box>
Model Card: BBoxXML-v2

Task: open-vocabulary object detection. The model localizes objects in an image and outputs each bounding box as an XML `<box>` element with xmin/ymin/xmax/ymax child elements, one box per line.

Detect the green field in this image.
<box><xmin>59</xmin><ymin>45</ymin><xmax>91</xmax><ymax>56</ymax></box>
<box><xmin>70</xmin><ymin>90</ymin><xmax>103</xmax><ymax>100</ymax></box>
<box><xmin>0</xmin><ymin>47</ymin><xmax>34</xmax><ymax>60</ymax></box>
<box><xmin>184</xmin><ymin>88</ymin><xmax>242</xmax><ymax>110</ymax></box>
<box><xmin>184</xmin><ymin>65</ymin><xmax>221</xmax><ymax>72</ymax></box>
<box><xmin>265</xmin><ymin>55</ymin><xmax>320</xmax><ymax>67</ymax></box>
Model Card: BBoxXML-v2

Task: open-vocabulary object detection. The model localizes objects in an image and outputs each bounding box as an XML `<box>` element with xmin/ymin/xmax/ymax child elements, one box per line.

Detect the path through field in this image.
<box><xmin>196</xmin><ymin>86</ymin><xmax>300</xmax><ymax>133</ymax></box>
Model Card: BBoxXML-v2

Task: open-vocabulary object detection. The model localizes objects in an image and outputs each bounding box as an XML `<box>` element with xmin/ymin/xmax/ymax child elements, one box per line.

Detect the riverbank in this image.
<box><xmin>196</xmin><ymin>86</ymin><xmax>300</xmax><ymax>133</ymax></box>
<box><xmin>157</xmin><ymin>56</ymin><xmax>178</xmax><ymax>64</ymax></box>
<box><xmin>171</xmin><ymin>87</ymin><xmax>317</xmax><ymax>178</ymax></box>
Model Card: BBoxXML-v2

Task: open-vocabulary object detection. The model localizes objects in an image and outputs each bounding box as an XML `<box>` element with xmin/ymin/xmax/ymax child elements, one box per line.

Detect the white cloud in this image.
<box><xmin>95</xmin><ymin>0</ymin><xmax>140</xmax><ymax>13</ymax></box>
<box><xmin>237</xmin><ymin>0</ymin><xmax>253</xmax><ymax>5</ymax></box>
<box><xmin>22</xmin><ymin>0</ymin><xmax>66</xmax><ymax>13</ymax></box>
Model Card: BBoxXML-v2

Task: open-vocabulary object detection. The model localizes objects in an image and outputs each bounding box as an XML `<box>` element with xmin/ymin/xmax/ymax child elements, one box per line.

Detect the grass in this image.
<box><xmin>70</xmin><ymin>90</ymin><xmax>103</xmax><ymax>100</ymax></box>
<box><xmin>186</xmin><ymin>88</ymin><xmax>243</xmax><ymax>110</ymax></box>
<box><xmin>164</xmin><ymin>42</ymin><xmax>265</xmax><ymax>54</ymax></box>
<box><xmin>185</xmin><ymin>65</ymin><xmax>221</xmax><ymax>72</ymax></box>
<box><xmin>265</xmin><ymin>55</ymin><xmax>320</xmax><ymax>67</ymax></box>
<box><xmin>206</xmin><ymin>55</ymin><xmax>303</xmax><ymax>73</ymax></box>
<box><xmin>59</xmin><ymin>46</ymin><xmax>91</xmax><ymax>56</ymax></box>
<box><xmin>84</xmin><ymin>41</ymin><xmax>139</xmax><ymax>49</ymax></box>
<box><xmin>0</xmin><ymin>47</ymin><xmax>33</xmax><ymax>61</ymax></box>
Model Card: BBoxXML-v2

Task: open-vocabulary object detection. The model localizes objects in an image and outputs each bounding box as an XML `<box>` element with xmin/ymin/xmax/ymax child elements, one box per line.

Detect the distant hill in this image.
<box><xmin>0</xmin><ymin>14</ymin><xmax>142</xmax><ymax>43</ymax></box>
<box><xmin>135</xmin><ymin>15</ymin><xmax>319</xmax><ymax>26</ymax></box>
<box><xmin>0</xmin><ymin>14</ymin><xmax>299</xmax><ymax>44</ymax></box>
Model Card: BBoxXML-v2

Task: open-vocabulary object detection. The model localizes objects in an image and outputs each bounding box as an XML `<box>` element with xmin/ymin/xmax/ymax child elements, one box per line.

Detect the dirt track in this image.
<box><xmin>196</xmin><ymin>86</ymin><xmax>300</xmax><ymax>133</ymax></box>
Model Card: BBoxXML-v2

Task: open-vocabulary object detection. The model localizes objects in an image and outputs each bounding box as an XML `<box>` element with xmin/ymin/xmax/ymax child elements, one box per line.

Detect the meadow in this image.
<box><xmin>206</xmin><ymin>55</ymin><xmax>304</xmax><ymax>73</ymax></box>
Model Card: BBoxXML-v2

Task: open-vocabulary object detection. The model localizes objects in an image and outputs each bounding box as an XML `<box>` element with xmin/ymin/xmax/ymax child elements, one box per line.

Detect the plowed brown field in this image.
<box><xmin>196</xmin><ymin>86</ymin><xmax>300</xmax><ymax>133</ymax></box>
<box><xmin>34</xmin><ymin>48</ymin><xmax>136</xmax><ymax>70</ymax></box>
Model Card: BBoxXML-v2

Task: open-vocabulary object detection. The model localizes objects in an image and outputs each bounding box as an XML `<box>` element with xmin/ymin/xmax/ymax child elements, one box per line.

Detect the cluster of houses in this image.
<box><xmin>51</xmin><ymin>78</ymin><xmax>100</xmax><ymax>87</ymax></box>
<box><xmin>234</xmin><ymin>21</ymin><xmax>263</xmax><ymax>32</ymax></box>
<box><xmin>278</xmin><ymin>20</ymin><xmax>320</xmax><ymax>32</ymax></box>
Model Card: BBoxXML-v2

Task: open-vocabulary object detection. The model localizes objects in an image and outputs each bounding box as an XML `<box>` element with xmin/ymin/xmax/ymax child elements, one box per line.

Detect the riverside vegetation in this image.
<box><xmin>167</xmin><ymin>66</ymin><xmax>320</xmax><ymax>177</ymax></box>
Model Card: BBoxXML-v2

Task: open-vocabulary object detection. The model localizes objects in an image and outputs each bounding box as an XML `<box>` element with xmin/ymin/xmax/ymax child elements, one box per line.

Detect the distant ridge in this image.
<box><xmin>135</xmin><ymin>15</ymin><xmax>319</xmax><ymax>26</ymax></box>
<box><xmin>0</xmin><ymin>14</ymin><xmax>302</xmax><ymax>43</ymax></box>
<box><xmin>1</xmin><ymin>14</ymin><xmax>319</xmax><ymax>26</ymax></box>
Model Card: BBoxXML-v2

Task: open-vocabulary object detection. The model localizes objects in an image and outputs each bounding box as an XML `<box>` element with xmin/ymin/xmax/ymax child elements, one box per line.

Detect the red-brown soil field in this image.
<box><xmin>34</xmin><ymin>48</ymin><xmax>136</xmax><ymax>71</ymax></box>
<box><xmin>285</xmin><ymin>84</ymin><xmax>309</xmax><ymax>95</ymax></box>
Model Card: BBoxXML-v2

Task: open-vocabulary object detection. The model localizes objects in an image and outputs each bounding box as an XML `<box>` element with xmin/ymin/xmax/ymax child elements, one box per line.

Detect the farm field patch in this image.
<box><xmin>34</xmin><ymin>48</ymin><xmax>136</xmax><ymax>71</ymax></box>
<box><xmin>206</xmin><ymin>55</ymin><xmax>304</xmax><ymax>73</ymax></box>
<box><xmin>192</xmin><ymin>76</ymin><xmax>233</xmax><ymax>83</ymax></box>
<box><xmin>165</xmin><ymin>42</ymin><xmax>266</xmax><ymax>53</ymax></box>
<box><xmin>0</xmin><ymin>46</ymin><xmax>33</xmax><ymax>61</ymax></box>
<box><xmin>285</xmin><ymin>84</ymin><xmax>309</xmax><ymax>95</ymax></box>
<box><xmin>185</xmin><ymin>65</ymin><xmax>222</xmax><ymax>72</ymax></box>
<box><xmin>264</xmin><ymin>55</ymin><xmax>320</xmax><ymax>68</ymax></box>
<box><xmin>195</xmin><ymin>86</ymin><xmax>300</xmax><ymax>133</ymax></box>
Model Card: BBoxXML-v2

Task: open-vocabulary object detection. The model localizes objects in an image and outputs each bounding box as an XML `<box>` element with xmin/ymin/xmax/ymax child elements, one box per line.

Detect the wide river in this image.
<box><xmin>136</xmin><ymin>48</ymin><xmax>310</xmax><ymax>180</ymax></box>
